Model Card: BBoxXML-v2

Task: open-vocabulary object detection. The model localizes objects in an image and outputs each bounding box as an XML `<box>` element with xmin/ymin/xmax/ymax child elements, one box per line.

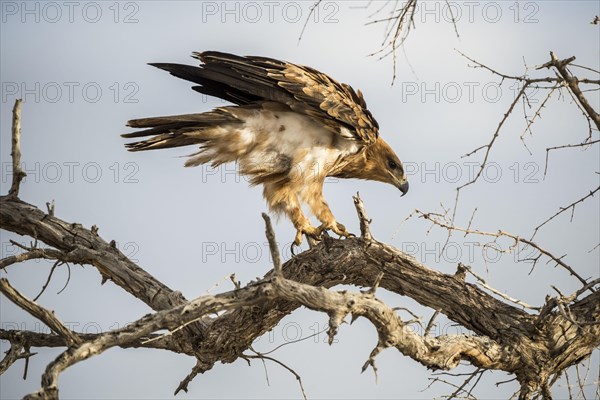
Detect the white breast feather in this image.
<box><xmin>243</xmin><ymin>111</ymin><xmax>360</xmax><ymax>177</ymax></box>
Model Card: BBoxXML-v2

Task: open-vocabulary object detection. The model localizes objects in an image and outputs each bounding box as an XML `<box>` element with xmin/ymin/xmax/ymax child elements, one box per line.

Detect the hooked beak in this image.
<box><xmin>398</xmin><ymin>180</ymin><xmax>409</xmax><ymax>196</ymax></box>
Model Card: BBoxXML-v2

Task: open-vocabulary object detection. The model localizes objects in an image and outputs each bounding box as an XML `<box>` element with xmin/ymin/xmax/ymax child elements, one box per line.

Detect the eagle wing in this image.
<box><xmin>150</xmin><ymin>51</ymin><xmax>379</xmax><ymax>146</ymax></box>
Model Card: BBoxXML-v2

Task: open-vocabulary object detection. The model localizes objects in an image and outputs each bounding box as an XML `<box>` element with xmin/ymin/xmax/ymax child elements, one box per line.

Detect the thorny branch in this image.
<box><xmin>544</xmin><ymin>140</ymin><xmax>600</xmax><ymax>176</ymax></box>
<box><xmin>531</xmin><ymin>186</ymin><xmax>600</xmax><ymax>239</ymax></box>
<box><xmin>538</xmin><ymin>52</ymin><xmax>600</xmax><ymax>131</ymax></box>
<box><xmin>449</xmin><ymin>51</ymin><xmax>599</xmax><ymax>247</ymax></box>
<box><xmin>415</xmin><ymin>209</ymin><xmax>594</xmax><ymax>291</ymax></box>
<box><xmin>455</xmin><ymin>51</ymin><xmax>599</xmax><ymax>185</ymax></box>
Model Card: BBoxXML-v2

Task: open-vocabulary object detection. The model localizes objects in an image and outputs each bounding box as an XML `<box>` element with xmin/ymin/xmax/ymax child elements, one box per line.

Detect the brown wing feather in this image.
<box><xmin>266</xmin><ymin>63</ymin><xmax>379</xmax><ymax>144</ymax></box>
<box><xmin>195</xmin><ymin>52</ymin><xmax>379</xmax><ymax>145</ymax></box>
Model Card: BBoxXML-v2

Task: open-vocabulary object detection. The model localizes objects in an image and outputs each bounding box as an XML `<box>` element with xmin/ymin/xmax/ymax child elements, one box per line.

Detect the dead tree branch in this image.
<box><xmin>3</xmin><ymin>198</ymin><xmax>599</xmax><ymax>398</ymax></box>
<box><xmin>0</xmin><ymin>333</ymin><xmax>25</xmax><ymax>375</ymax></box>
<box><xmin>8</xmin><ymin>99</ymin><xmax>25</xmax><ymax>198</ymax></box>
<box><xmin>353</xmin><ymin>192</ymin><xmax>372</xmax><ymax>240</ymax></box>
<box><xmin>537</xmin><ymin>52</ymin><xmax>600</xmax><ymax>131</ymax></box>
<box><xmin>0</xmin><ymin>279</ymin><xmax>82</xmax><ymax>346</ymax></box>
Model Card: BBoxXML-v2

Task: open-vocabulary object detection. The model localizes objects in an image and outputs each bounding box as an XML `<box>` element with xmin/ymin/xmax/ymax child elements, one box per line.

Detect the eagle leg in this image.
<box><xmin>264</xmin><ymin>184</ymin><xmax>322</xmax><ymax>247</ymax></box>
<box><xmin>306</xmin><ymin>194</ymin><xmax>353</xmax><ymax>239</ymax></box>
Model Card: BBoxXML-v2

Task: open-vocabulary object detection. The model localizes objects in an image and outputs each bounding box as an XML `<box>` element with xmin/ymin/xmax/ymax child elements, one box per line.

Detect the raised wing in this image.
<box><xmin>150</xmin><ymin>51</ymin><xmax>379</xmax><ymax>145</ymax></box>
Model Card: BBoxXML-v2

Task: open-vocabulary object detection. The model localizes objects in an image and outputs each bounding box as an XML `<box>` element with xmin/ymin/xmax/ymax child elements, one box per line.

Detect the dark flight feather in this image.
<box><xmin>137</xmin><ymin>51</ymin><xmax>379</xmax><ymax>145</ymax></box>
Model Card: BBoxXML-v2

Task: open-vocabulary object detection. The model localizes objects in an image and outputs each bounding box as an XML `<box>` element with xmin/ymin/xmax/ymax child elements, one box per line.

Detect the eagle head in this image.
<box><xmin>333</xmin><ymin>137</ymin><xmax>409</xmax><ymax>195</ymax></box>
<box><xmin>366</xmin><ymin>137</ymin><xmax>409</xmax><ymax>195</ymax></box>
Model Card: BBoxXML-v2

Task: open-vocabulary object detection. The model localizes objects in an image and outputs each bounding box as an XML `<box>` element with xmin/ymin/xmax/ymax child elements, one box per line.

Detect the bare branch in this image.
<box><xmin>444</xmin><ymin>0</ymin><xmax>460</xmax><ymax>39</ymax></box>
<box><xmin>458</xmin><ymin>82</ymin><xmax>529</xmax><ymax>190</ymax></box>
<box><xmin>0</xmin><ymin>278</ymin><xmax>82</xmax><ymax>346</ymax></box>
<box><xmin>531</xmin><ymin>186</ymin><xmax>600</xmax><ymax>239</ymax></box>
<box><xmin>539</xmin><ymin>52</ymin><xmax>600</xmax><ymax>131</ymax></box>
<box><xmin>366</xmin><ymin>0</ymin><xmax>418</xmax><ymax>85</ymax></box>
<box><xmin>1</xmin><ymin>247</ymin><xmax>65</xmax><ymax>270</ymax></box>
<box><xmin>415</xmin><ymin>210</ymin><xmax>592</xmax><ymax>290</ymax></box>
<box><xmin>0</xmin><ymin>329</ymin><xmax>187</xmax><ymax>354</ymax></box>
<box><xmin>448</xmin><ymin>368</ymin><xmax>484</xmax><ymax>400</ymax></box>
<box><xmin>454</xmin><ymin>51</ymin><xmax>599</xmax><ymax>200</ymax></box>
<box><xmin>33</xmin><ymin>261</ymin><xmax>62</xmax><ymax>302</ymax></box>
<box><xmin>544</xmin><ymin>140</ymin><xmax>599</xmax><ymax>176</ymax></box>
<box><xmin>25</xmin><ymin>282</ymin><xmax>270</xmax><ymax>398</ymax></box>
<box><xmin>244</xmin><ymin>352</ymin><xmax>308</xmax><ymax>400</ymax></box>
<box><xmin>298</xmin><ymin>0</ymin><xmax>322</xmax><ymax>43</ymax></box>
<box><xmin>424</xmin><ymin>310</ymin><xmax>440</xmax><ymax>336</ymax></box>
<box><xmin>0</xmin><ymin>334</ymin><xmax>24</xmax><ymax>374</ymax></box>
<box><xmin>462</xmin><ymin>264</ymin><xmax>540</xmax><ymax>310</ymax></box>
<box><xmin>353</xmin><ymin>192</ymin><xmax>372</xmax><ymax>240</ymax></box>
<box><xmin>0</xmin><ymin>196</ymin><xmax>195</xmax><ymax>317</ymax></box>
<box><xmin>8</xmin><ymin>99</ymin><xmax>26</xmax><ymax>198</ymax></box>
<box><xmin>520</xmin><ymin>84</ymin><xmax>561</xmax><ymax>150</ymax></box>
<box><xmin>262</xmin><ymin>213</ymin><xmax>282</xmax><ymax>276</ymax></box>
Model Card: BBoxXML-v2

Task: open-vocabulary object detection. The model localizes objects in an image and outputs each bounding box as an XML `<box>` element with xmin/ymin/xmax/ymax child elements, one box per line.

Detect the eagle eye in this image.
<box><xmin>388</xmin><ymin>159</ymin><xmax>398</xmax><ymax>170</ymax></box>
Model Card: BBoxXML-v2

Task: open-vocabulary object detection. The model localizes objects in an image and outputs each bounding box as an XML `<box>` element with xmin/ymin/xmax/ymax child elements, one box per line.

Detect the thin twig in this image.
<box><xmin>531</xmin><ymin>186</ymin><xmax>600</xmax><ymax>239</ymax></box>
<box><xmin>366</xmin><ymin>0</ymin><xmax>417</xmax><ymax>85</ymax></box>
<box><xmin>544</xmin><ymin>141</ymin><xmax>600</xmax><ymax>177</ymax></box>
<box><xmin>416</xmin><ymin>210</ymin><xmax>592</xmax><ymax>290</ymax></box>
<box><xmin>520</xmin><ymin>84</ymin><xmax>560</xmax><ymax>150</ymax></box>
<box><xmin>565</xmin><ymin>369</ymin><xmax>574</xmax><ymax>400</ymax></box>
<box><xmin>259</xmin><ymin>328</ymin><xmax>328</xmax><ymax>356</ymax></box>
<box><xmin>33</xmin><ymin>261</ymin><xmax>61</xmax><ymax>301</ymax></box>
<box><xmin>298</xmin><ymin>0</ymin><xmax>322</xmax><ymax>43</ymax></box>
<box><xmin>244</xmin><ymin>353</ymin><xmax>308</xmax><ymax>400</ymax></box>
<box><xmin>458</xmin><ymin>83</ymin><xmax>529</xmax><ymax>190</ymax></box>
<box><xmin>496</xmin><ymin>376</ymin><xmax>518</xmax><ymax>387</ymax></box>
<box><xmin>424</xmin><ymin>310</ymin><xmax>440</xmax><ymax>336</ymax></box>
<box><xmin>444</xmin><ymin>0</ymin><xmax>460</xmax><ymax>39</ymax></box>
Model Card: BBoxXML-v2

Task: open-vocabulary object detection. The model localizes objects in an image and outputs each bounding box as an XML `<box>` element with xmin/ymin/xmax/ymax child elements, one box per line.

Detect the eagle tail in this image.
<box><xmin>121</xmin><ymin>108</ymin><xmax>242</xmax><ymax>156</ymax></box>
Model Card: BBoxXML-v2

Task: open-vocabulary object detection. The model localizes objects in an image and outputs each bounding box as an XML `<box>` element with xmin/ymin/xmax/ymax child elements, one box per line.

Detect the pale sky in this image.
<box><xmin>1</xmin><ymin>1</ymin><xmax>599</xmax><ymax>399</ymax></box>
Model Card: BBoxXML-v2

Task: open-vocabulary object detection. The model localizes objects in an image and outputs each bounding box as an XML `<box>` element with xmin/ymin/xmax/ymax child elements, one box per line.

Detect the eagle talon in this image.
<box><xmin>314</xmin><ymin>222</ymin><xmax>353</xmax><ymax>240</ymax></box>
<box><xmin>332</xmin><ymin>222</ymin><xmax>352</xmax><ymax>238</ymax></box>
<box><xmin>290</xmin><ymin>242</ymin><xmax>299</xmax><ymax>257</ymax></box>
<box><xmin>294</xmin><ymin>225</ymin><xmax>322</xmax><ymax>247</ymax></box>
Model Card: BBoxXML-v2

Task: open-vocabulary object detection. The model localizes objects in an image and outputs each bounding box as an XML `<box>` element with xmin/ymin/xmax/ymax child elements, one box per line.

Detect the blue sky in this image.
<box><xmin>1</xmin><ymin>1</ymin><xmax>599</xmax><ymax>398</ymax></box>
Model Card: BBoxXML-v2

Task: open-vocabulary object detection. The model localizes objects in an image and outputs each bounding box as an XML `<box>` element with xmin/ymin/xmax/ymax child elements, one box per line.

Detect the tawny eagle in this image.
<box><xmin>122</xmin><ymin>51</ymin><xmax>408</xmax><ymax>245</ymax></box>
